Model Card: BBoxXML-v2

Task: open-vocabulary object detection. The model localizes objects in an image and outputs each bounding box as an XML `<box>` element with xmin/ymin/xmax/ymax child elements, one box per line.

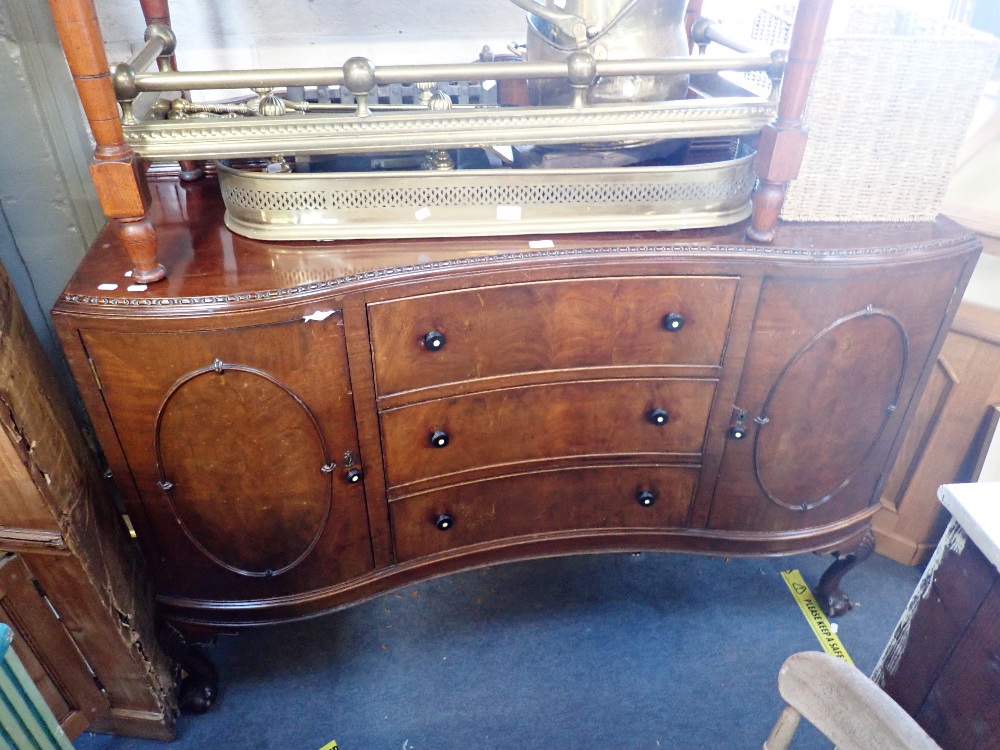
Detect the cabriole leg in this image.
<box><xmin>157</xmin><ymin>620</ymin><xmax>220</xmax><ymax>714</ymax></box>
<box><xmin>816</xmin><ymin>529</ymin><xmax>876</xmax><ymax>617</ymax></box>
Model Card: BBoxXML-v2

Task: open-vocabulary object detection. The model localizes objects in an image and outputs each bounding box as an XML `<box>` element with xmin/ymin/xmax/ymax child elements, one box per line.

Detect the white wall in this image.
<box><xmin>93</xmin><ymin>0</ymin><xmax>961</xmax><ymax>74</ymax></box>
<box><xmin>0</xmin><ymin>1</ymin><xmax>102</xmax><ymax>380</ymax></box>
<box><xmin>95</xmin><ymin>0</ymin><xmax>528</xmax><ymax>70</ymax></box>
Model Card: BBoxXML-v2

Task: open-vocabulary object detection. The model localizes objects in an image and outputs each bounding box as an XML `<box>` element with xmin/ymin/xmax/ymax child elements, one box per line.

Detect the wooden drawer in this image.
<box><xmin>368</xmin><ymin>276</ymin><xmax>738</xmax><ymax>396</ymax></box>
<box><xmin>381</xmin><ymin>378</ymin><xmax>716</xmax><ymax>488</ymax></box>
<box><xmin>390</xmin><ymin>465</ymin><xmax>699</xmax><ymax>561</ymax></box>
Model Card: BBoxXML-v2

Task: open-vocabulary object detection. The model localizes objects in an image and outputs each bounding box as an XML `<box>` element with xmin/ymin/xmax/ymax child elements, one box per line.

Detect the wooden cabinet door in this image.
<box><xmin>0</xmin><ymin>554</ymin><xmax>108</xmax><ymax>740</ymax></box>
<box><xmin>708</xmin><ymin>261</ymin><xmax>967</xmax><ymax>533</ymax></box>
<box><xmin>80</xmin><ymin>314</ymin><xmax>373</xmax><ymax>602</ymax></box>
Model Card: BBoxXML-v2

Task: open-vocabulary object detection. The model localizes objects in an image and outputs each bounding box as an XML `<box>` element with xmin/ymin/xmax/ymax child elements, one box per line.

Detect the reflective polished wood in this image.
<box><xmin>54</xmin><ymin>177</ymin><xmax>979</xmax><ymax>632</ymax></box>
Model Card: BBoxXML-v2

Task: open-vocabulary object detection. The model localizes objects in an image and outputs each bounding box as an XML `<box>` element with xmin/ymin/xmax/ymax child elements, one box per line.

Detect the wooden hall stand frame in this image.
<box><xmin>46</xmin><ymin>0</ymin><xmax>977</xmax><ymax>716</ymax></box>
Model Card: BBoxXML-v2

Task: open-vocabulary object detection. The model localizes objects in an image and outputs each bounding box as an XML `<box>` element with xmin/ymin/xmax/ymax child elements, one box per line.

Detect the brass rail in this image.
<box><xmin>129</xmin><ymin>54</ymin><xmax>777</xmax><ymax>94</ymax></box>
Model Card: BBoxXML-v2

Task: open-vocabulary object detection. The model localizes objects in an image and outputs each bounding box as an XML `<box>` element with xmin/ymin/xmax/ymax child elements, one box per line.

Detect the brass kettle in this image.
<box><xmin>509</xmin><ymin>0</ymin><xmax>690</xmax><ymax>106</ymax></box>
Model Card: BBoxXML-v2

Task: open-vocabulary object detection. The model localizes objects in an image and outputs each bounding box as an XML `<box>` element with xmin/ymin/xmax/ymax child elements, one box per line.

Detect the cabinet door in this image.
<box><xmin>708</xmin><ymin>261</ymin><xmax>966</xmax><ymax>533</ymax></box>
<box><xmin>81</xmin><ymin>314</ymin><xmax>373</xmax><ymax>602</ymax></box>
<box><xmin>0</xmin><ymin>554</ymin><xmax>107</xmax><ymax>740</ymax></box>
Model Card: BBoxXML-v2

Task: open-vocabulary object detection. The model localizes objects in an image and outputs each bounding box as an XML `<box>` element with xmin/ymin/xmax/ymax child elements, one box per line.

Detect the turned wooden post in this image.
<box><xmin>48</xmin><ymin>0</ymin><xmax>166</xmax><ymax>282</ymax></box>
<box><xmin>138</xmin><ymin>0</ymin><xmax>203</xmax><ymax>181</ymax></box>
<box><xmin>138</xmin><ymin>0</ymin><xmax>170</xmax><ymax>26</ymax></box>
<box><xmin>747</xmin><ymin>0</ymin><xmax>833</xmax><ymax>242</ymax></box>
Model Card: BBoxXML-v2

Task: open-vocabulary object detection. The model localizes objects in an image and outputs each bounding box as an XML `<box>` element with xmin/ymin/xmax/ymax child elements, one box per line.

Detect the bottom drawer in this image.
<box><xmin>390</xmin><ymin>465</ymin><xmax>699</xmax><ymax>562</ymax></box>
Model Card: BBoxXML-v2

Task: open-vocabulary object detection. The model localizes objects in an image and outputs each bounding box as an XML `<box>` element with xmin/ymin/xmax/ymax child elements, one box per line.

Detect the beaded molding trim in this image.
<box><xmin>125</xmin><ymin>100</ymin><xmax>776</xmax><ymax>160</ymax></box>
<box><xmin>62</xmin><ymin>236</ymin><xmax>978</xmax><ymax>310</ymax></box>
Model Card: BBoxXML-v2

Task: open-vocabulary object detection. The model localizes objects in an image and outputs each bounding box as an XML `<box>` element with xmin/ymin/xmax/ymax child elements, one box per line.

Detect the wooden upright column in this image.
<box><xmin>138</xmin><ymin>0</ymin><xmax>170</xmax><ymax>26</ymax></box>
<box><xmin>747</xmin><ymin>0</ymin><xmax>833</xmax><ymax>242</ymax></box>
<box><xmin>47</xmin><ymin>0</ymin><xmax>166</xmax><ymax>282</ymax></box>
<box><xmin>138</xmin><ymin>0</ymin><xmax>203</xmax><ymax>180</ymax></box>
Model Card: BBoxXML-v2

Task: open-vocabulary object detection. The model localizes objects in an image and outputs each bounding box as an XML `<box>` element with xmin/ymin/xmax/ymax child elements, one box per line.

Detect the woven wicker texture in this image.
<box><xmin>757</xmin><ymin>5</ymin><xmax>999</xmax><ymax>222</ymax></box>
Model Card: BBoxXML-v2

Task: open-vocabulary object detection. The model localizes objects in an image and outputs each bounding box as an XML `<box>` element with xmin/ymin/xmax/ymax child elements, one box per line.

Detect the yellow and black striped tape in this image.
<box><xmin>780</xmin><ymin>569</ymin><xmax>853</xmax><ymax>664</ymax></box>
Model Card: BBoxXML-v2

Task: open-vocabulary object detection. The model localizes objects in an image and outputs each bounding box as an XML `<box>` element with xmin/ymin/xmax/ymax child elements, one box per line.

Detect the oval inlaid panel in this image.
<box><xmin>754</xmin><ymin>310</ymin><xmax>907</xmax><ymax>510</ymax></box>
<box><xmin>155</xmin><ymin>365</ymin><xmax>331</xmax><ymax>577</ymax></box>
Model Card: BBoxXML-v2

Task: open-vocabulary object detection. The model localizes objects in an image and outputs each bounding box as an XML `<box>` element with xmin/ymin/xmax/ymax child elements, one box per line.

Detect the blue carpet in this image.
<box><xmin>75</xmin><ymin>551</ymin><xmax>922</xmax><ymax>749</ymax></box>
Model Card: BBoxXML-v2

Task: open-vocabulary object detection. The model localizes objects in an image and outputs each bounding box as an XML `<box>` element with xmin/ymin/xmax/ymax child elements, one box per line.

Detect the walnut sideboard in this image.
<box><xmin>53</xmin><ymin>177</ymin><xmax>978</xmax><ymax>706</ymax></box>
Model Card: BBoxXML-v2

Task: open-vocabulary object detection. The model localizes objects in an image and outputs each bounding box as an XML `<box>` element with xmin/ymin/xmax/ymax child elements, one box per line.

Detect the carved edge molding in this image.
<box><xmin>155</xmin><ymin>507</ymin><xmax>881</xmax><ymax>620</ymax></box>
<box><xmin>62</xmin><ymin>235</ymin><xmax>980</xmax><ymax>311</ymax></box>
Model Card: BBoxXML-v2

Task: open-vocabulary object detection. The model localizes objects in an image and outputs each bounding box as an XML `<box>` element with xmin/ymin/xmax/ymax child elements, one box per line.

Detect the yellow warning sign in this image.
<box><xmin>780</xmin><ymin>570</ymin><xmax>853</xmax><ymax>665</ymax></box>
<box><xmin>318</xmin><ymin>741</ymin><xmax>339</xmax><ymax>750</ymax></box>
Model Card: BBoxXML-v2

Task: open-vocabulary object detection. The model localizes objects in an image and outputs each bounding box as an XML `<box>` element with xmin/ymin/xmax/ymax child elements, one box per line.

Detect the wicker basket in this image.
<box><xmin>755</xmin><ymin>5</ymin><xmax>999</xmax><ymax>222</ymax></box>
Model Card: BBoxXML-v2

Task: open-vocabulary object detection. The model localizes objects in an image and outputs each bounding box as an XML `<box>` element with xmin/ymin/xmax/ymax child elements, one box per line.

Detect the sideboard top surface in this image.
<box><xmin>55</xmin><ymin>176</ymin><xmax>978</xmax><ymax>318</ymax></box>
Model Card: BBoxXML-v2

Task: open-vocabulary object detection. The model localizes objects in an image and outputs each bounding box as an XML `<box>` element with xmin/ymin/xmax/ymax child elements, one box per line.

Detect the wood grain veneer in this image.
<box><xmin>52</xmin><ymin>178</ymin><xmax>980</xmax><ymax>630</ymax></box>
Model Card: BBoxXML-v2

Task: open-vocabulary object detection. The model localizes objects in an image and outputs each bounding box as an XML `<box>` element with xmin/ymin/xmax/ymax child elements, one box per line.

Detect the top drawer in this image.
<box><xmin>368</xmin><ymin>276</ymin><xmax>738</xmax><ymax>396</ymax></box>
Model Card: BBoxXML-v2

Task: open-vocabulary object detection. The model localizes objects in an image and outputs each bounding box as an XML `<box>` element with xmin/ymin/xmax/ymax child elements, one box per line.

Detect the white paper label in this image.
<box><xmin>496</xmin><ymin>205</ymin><xmax>522</xmax><ymax>221</ymax></box>
<box><xmin>97</xmin><ymin>283</ymin><xmax>118</xmax><ymax>291</ymax></box>
<box><xmin>528</xmin><ymin>239</ymin><xmax>555</xmax><ymax>249</ymax></box>
<box><xmin>414</xmin><ymin>207</ymin><xmax>432</xmax><ymax>221</ymax></box>
<box><xmin>482</xmin><ymin>79</ymin><xmax>497</xmax><ymax>91</ymax></box>
<box><xmin>126</xmin><ymin>284</ymin><xmax>148</xmax><ymax>292</ymax></box>
<box><xmin>303</xmin><ymin>310</ymin><xmax>336</xmax><ymax>322</ymax></box>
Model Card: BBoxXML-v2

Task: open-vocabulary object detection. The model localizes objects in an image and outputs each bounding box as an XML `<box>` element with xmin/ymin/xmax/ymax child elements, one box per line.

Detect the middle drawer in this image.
<box><xmin>380</xmin><ymin>378</ymin><xmax>716</xmax><ymax>489</ymax></box>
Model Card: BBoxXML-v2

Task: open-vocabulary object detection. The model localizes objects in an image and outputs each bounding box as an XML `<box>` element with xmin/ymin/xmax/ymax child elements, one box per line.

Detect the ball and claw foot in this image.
<box><xmin>818</xmin><ymin>584</ymin><xmax>854</xmax><ymax>618</ymax></box>
<box><xmin>158</xmin><ymin>620</ymin><xmax>220</xmax><ymax>714</ymax></box>
<box><xmin>179</xmin><ymin>672</ymin><xmax>218</xmax><ymax>714</ymax></box>
<box><xmin>815</xmin><ymin>529</ymin><xmax>875</xmax><ymax>618</ymax></box>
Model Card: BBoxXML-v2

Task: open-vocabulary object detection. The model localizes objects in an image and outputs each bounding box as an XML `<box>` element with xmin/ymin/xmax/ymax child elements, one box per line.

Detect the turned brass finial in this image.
<box><xmin>343</xmin><ymin>57</ymin><xmax>376</xmax><ymax>117</ymax></box>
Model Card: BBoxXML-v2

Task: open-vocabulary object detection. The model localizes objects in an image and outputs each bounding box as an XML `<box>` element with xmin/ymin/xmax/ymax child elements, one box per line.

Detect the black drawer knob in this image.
<box><xmin>662</xmin><ymin>312</ymin><xmax>685</xmax><ymax>331</ymax></box>
<box><xmin>729</xmin><ymin>426</ymin><xmax>747</xmax><ymax>440</ymax></box>
<box><xmin>430</xmin><ymin>430</ymin><xmax>450</xmax><ymax>448</ymax></box>
<box><xmin>345</xmin><ymin>468</ymin><xmax>363</xmax><ymax>483</ymax></box>
<box><xmin>637</xmin><ymin>490</ymin><xmax>656</xmax><ymax>507</ymax></box>
<box><xmin>648</xmin><ymin>408</ymin><xmax>669</xmax><ymax>426</ymax></box>
<box><xmin>434</xmin><ymin>513</ymin><xmax>454</xmax><ymax>531</ymax></box>
<box><xmin>423</xmin><ymin>330</ymin><xmax>446</xmax><ymax>351</ymax></box>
